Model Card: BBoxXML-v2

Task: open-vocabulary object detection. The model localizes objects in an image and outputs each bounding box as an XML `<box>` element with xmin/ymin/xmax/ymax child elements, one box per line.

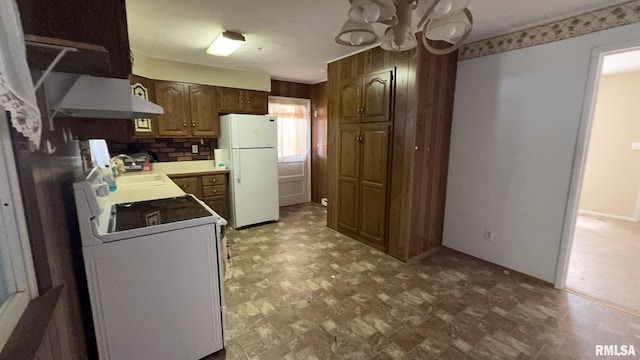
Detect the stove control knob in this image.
<box><xmin>95</xmin><ymin>184</ymin><xmax>110</xmax><ymax>197</ymax></box>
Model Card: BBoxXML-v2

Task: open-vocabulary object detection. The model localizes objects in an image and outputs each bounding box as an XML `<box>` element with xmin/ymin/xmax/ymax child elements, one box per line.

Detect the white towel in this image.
<box><xmin>0</xmin><ymin>0</ymin><xmax>42</xmax><ymax>148</ymax></box>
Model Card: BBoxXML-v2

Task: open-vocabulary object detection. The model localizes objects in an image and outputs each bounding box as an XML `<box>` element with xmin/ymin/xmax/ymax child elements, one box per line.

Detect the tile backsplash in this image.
<box><xmin>109</xmin><ymin>138</ymin><xmax>217</xmax><ymax>162</ymax></box>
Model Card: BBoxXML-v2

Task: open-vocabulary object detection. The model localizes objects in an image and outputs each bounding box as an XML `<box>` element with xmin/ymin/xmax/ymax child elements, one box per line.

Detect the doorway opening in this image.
<box><xmin>556</xmin><ymin>45</ymin><xmax>640</xmax><ymax>316</ymax></box>
<box><xmin>268</xmin><ymin>96</ymin><xmax>312</xmax><ymax>207</ymax></box>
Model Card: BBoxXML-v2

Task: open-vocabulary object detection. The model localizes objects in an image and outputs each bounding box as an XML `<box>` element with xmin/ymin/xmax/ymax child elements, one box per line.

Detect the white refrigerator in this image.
<box><xmin>218</xmin><ymin>114</ymin><xmax>279</xmax><ymax>228</ymax></box>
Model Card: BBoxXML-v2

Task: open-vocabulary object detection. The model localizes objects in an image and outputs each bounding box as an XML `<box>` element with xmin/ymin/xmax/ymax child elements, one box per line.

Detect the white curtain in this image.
<box><xmin>269</xmin><ymin>99</ymin><xmax>308</xmax><ymax>163</ymax></box>
<box><xmin>0</xmin><ymin>0</ymin><xmax>42</xmax><ymax>148</ymax></box>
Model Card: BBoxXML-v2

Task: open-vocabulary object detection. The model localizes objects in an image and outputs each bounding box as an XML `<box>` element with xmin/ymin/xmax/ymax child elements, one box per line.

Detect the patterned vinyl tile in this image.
<box><xmin>205</xmin><ymin>203</ymin><xmax>640</xmax><ymax>360</ymax></box>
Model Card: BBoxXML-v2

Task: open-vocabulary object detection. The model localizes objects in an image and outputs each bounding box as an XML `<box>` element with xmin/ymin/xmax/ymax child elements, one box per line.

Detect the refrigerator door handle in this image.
<box><xmin>234</xmin><ymin>149</ymin><xmax>241</xmax><ymax>183</ymax></box>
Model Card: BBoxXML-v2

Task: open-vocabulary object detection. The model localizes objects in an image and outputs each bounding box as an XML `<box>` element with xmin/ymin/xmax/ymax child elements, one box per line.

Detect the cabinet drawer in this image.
<box><xmin>202</xmin><ymin>174</ymin><xmax>227</xmax><ymax>186</ymax></box>
<box><xmin>203</xmin><ymin>184</ymin><xmax>226</xmax><ymax>197</ymax></box>
<box><xmin>171</xmin><ymin>177</ymin><xmax>201</xmax><ymax>197</ymax></box>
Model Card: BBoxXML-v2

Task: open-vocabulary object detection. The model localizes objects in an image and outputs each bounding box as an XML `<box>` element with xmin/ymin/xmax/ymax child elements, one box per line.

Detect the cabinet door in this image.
<box><xmin>362</xmin><ymin>70</ymin><xmax>392</xmax><ymax>123</ymax></box>
<box><xmin>131</xmin><ymin>75</ymin><xmax>157</xmax><ymax>137</ymax></box>
<box><xmin>244</xmin><ymin>91</ymin><xmax>269</xmax><ymax>114</ymax></box>
<box><xmin>171</xmin><ymin>177</ymin><xmax>202</xmax><ymax>198</ymax></box>
<box><xmin>339</xmin><ymin>77</ymin><xmax>362</xmax><ymax>124</ymax></box>
<box><xmin>337</xmin><ymin>124</ymin><xmax>361</xmax><ymax>234</ymax></box>
<box><xmin>205</xmin><ymin>196</ymin><xmax>229</xmax><ymax>221</ymax></box>
<box><xmin>155</xmin><ymin>82</ymin><xmax>190</xmax><ymax>136</ymax></box>
<box><xmin>218</xmin><ymin>87</ymin><xmax>245</xmax><ymax>113</ymax></box>
<box><xmin>358</xmin><ymin>123</ymin><xmax>389</xmax><ymax>246</ymax></box>
<box><xmin>189</xmin><ymin>85</ymin><xmax>220</xmax><ymax>137</ymax></box>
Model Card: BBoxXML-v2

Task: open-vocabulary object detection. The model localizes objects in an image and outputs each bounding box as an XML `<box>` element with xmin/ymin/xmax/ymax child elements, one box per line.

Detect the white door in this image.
<box><xmin>269</xmin><ymin>97</ymin><xmax>311</xmax><ymax>207</ymax></box>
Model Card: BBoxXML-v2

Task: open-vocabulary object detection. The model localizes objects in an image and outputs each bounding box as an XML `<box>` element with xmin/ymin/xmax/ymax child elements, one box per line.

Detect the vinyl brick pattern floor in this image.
<box><xmin>210</xmin><ymin>203</ymin><xmax>640</xmax><ymax>360</ymax></box>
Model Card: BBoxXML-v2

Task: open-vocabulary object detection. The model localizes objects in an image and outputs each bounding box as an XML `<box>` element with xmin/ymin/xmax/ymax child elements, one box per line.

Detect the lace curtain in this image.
<box><xmin>269</xmin><ymin>99</ymin><xmax>308</xmax><ymax>163</ymax></box>
<box><xmin>0</xmin><ymin>0</ymin><xmax>42</xmax><ymax>148</ymax></box>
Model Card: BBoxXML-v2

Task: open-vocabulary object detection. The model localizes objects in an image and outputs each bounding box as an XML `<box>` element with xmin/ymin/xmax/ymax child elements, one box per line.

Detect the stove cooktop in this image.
<box><xmin>108</xmin><ymin>195</ymin><xmax>212</xmax><ymax>233</ymax></box>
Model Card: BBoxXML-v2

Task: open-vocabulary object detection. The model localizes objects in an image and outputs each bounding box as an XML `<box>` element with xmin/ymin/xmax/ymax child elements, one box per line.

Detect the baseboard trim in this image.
<box><xmin>578</xmin><ymin>210</ymin><xmax>637</xmax><ymax>222</ymax></box>
<box><xmin>407</xmin><ymin>246</ymin><xmax>443</xmax><ymax>264</ymax></box>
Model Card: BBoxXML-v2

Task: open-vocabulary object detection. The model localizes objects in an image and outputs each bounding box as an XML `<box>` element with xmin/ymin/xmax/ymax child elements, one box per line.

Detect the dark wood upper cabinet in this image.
<box><xmin>218</xmin><ymin>87</ymin><xmax>268</xmax><ymax>114</ymax></box>
<box><xmin>339</xmin><ymin>69</ymin><xmax>392</xmax><ymax>124</ymax></box>
<box><xmin>153</xmin><ymin>82</ymin><xmax>220</xmax><ymax>138</ymax></box>
<box><xmin>339</xmin><ymin>78</ymin><xmax>362</xmax><ymax>124</ymax></box>
<box><xmin>244</xmin><ymin>90</ymin><xmax>269</xmax><ymax>114</ymax></box>
<box><xmin>17</xmin><ymin>0</ymin><xmax>131</xmax><ymax>78</ymax></box>
<box><xmin>218</xmin><ymin>87</ymin><xmax>245</xmax><ymax>113</ymax></box>
<box><xmin>362</xmin><ymin>71</ymin><xmax>392</xmax><ymax>123</ymax></box>
<box><xmin>154</xmin><ymin>81</ymin><xmax>190</xmax><ymax>137</ymax></box>
<box><xmin>189</xmin><ymin>85</ymin><xmax>220</xmax><ymax>137</ymax></box>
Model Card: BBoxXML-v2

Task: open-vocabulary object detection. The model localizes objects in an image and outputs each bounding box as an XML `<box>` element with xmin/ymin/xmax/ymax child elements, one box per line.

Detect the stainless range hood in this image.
<box><xmin>44</xmin><ymin>72</ymin><xmax>163</xmax><ymax>119</ymax></box>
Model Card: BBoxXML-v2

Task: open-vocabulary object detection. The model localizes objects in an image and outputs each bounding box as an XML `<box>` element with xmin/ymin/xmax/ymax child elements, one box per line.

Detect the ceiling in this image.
<box><xmin>126</xmin><ymin>0</ymin><xmax>625</xmax><ymax>84</ymax></box>
<box><xmin>602</xmin><ymin>49</ymin><xmax>640</xmax><ymax>75</ymax></box>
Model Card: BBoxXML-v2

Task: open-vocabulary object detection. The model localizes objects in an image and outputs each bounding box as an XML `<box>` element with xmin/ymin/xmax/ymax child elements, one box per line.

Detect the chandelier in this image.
<box><xmin>335</xmin><ymin>0</ymin><xmax>473</xmax><ymax>55</ymax></box>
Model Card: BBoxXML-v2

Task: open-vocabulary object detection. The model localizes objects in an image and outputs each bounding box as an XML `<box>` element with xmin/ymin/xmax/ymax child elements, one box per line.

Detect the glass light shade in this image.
<box><xmin>425</xmin><ymin>12</ymin><xmax>471</xmax><ymax>41</ymax></box>
<box><xmin>335</xmin><ymin>20</ymin><xmax>378</xmax><ymax>46</ymax></box>
<box><xmin>206</xmin><ymin>31</ymin><xmax>245</xmax><ymax>56</ymax></box>
<box><xmin>380</xmin><ymin>27</ymin><xmax>417</xmax><ymax>52</ymax></box>
<box><xmin>431</xmin><ymin>0</ymin><xmax>470</xmax><ymax>19</ymax></box>
<box><xmin>349</xmin><ymin>0</ymin><xmax>396</xmax><ymax>24</ymax></box>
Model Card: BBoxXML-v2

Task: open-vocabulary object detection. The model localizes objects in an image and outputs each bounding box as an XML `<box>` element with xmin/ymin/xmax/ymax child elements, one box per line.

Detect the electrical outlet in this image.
<box><xmin>484</xmin><ymin>229</ymin><xmax>495</xmax><ymax>241</ymax></box>
<box><xmin>191</xmin><ymin>144</ymin><xmax>199</xmax><ymax>154</ymax></box>
<box><xmin>632</xmin><ymin>142</ymin><xmax>640</xmax><ymax>151</ymax></box>
<box><xmin>321</xmin><ymin>198</ymin><xmax>328</xmax><ymax>206</ymax></box>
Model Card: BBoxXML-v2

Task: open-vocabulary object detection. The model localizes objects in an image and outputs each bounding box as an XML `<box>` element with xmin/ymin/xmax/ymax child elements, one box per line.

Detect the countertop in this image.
<box><xmin>110</xmin><ymin>161</ymin><xmax>228</xmax><ymax>204</ymax></box>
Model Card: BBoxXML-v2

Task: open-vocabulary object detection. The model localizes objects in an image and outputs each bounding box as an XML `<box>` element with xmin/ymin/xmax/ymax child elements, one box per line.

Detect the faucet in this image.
<box><xmin>109</xmin><ymin>154</ymin><xmax>136</xmax><ymax>175</ymax></box>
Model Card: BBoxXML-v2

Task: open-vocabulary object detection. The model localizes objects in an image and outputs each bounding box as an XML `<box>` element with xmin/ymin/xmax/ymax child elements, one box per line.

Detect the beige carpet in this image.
<box><xmin>566</xmin><ymin>214</ymin><xmax>640</xmax><ymax>316</ymax></box>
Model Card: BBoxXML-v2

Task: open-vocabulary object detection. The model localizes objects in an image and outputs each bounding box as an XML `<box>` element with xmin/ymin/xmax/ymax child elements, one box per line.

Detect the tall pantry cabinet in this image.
<box><xmin>336</xmin><ymin>70</ymin><xmax>393</xmax><ymax>250</ymax></box>
<box><xmin>327</xmin><ymin>42</ymin><xmax>458</xmax><ymax>262</ymax></box>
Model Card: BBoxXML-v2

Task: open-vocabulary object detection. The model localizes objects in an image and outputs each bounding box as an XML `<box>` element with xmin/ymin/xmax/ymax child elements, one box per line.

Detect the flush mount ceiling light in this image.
<box><xmin>206</xmin><ymin>31</ymin><xmax>246</xmax><ymax>56</ymax></box>
<box><xmin>336</xmin><ymin>0</ymin><xmax>473</xmax><ymax>55</ymax></box>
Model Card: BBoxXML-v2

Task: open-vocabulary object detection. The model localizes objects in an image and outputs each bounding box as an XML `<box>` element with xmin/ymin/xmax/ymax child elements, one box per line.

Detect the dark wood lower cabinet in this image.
<box><xmin>337</xmin><ymin>123</ymin><xmax>390</xmax><ymax>250</ymax></box>
<box><xmin>169</xmin><ymin>172</ymin><xmax>230</xmax><ymax>222</ymax></box>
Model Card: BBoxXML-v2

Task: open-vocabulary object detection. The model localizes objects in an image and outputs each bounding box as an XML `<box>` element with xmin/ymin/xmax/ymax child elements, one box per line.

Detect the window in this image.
<box><xmin>0</xmin><ymin>109</ymin><xmax>37</xmax><ymax>350</ymax></box>
<box><xmin>269</xmin><ymin>97</ymin><xmax>310</xmax><ymax>163</ymax></box>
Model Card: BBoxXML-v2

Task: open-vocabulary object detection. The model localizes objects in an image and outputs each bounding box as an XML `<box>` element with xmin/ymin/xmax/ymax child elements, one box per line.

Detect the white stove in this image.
<box><xmin>74</xmin><ymin>167</ymin><xmax>226</xmax><ymax>360</ymax></box>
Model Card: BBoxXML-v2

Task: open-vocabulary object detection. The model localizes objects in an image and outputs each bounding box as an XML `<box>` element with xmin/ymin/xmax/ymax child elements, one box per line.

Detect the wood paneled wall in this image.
<box><xmin>270</xmin><ymin>80</ymin><xmax>311</xmax><ymax>99</ymax></box>
<box><xmin>406</xmin><ymin>44</ymin><xmax>457</xmax><ymax>260</ymax></box>
<box><xmin>327</xmin><ymin>41</ymin><xmax>458</xmax><ymax>262</ymax></box>
<box><xmin>310</xmin><ymin>82</ymin><xmax>328</xmax><ymax>203</ymax></box>
<box><xmin>11</xmin><ymin>127</ymin><xmax>92</xmax><ymax>359</ymax></box>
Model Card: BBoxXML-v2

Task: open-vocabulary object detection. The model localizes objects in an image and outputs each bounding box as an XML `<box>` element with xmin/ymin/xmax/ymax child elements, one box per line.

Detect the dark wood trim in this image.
<box><xmin>270</xmin><ymin>80</ymin><xmax>311</xmax><ymax>99</ymax></box>
<box><xmin>310</xmin><ymin>82</ymin><xmax>328</xmax><ymax>204</ymax></box>
<box><xmin>0</xmin><ymin>286</ymin><xmax>63</xmax><ymax>360</ymax></box>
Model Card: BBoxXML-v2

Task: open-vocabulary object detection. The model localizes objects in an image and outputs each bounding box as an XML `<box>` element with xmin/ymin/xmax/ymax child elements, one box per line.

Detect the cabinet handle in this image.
<box><xmin>192</xmin><ymin>123</ymin><xmax>196</xmax><ymax>128</ymax></box>
<box><xmin>209</xmin><ymin>179</ymin><xmax>216</xmax><ymax>183</ymax></box>
<box><xmin>356</xmin><ymin>136</ymin><xmax>363</xmax><ymax>143</ymax></box>
<box><xmin>183</xmin><ymin>123</ymin><xmax>187</xmax><ymax>127</ymax></box>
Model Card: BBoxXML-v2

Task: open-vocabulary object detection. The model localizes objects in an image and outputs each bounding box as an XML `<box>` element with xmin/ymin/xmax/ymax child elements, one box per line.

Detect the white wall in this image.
<box><xmin>579</xmin><ymin>71</ymin><xmax>640</xmax><ymax>220</ymax></box>
<box><xmin>443</xmin><ymin>22</ymin><xmax>640</xmax><ymax>283</ymax></box>
<box><xmin>132</xmin><ymin>50</ymin><xmax>271</xmax><ymax>91</ymax></box>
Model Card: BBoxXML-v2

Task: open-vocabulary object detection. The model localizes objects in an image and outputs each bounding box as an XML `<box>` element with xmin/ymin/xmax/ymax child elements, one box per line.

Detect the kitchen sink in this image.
<box><xmin>116</xmin><ymin>174</ymin><xmax>169</xmax><ymax>187</ymax></box>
